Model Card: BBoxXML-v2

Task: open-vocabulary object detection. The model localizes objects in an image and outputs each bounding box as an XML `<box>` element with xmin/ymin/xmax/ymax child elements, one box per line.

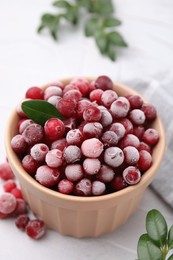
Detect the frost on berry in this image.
<box><xmin>137</xmin><ymin>150</ymin><xmax>152</xmax><ymax>171</ymax></box>
<box><xmin>22</xmin><ymin>124</ymin><xmax>44</xmax><ymax>146</ymax></box>
<box><xmin>141</xmin><ymin>103</ymin><xmax>157</xmax><ymax>121</ymax></box>
<box><xmin>76</xmin><ymin>99</ymin><xmax>92</xmax><ymax>118</ymax></box>
<box><xmin>101</xmin><ymin>90</ymin><xmax>118</xmax><ymax>107</ymax></box>
<box><xmin>83</xmin><ymin>104</ymin><xmax>102</xmax><ymax>122</ymax></box>
<box><xmin>51</xmin><ymin>138</ymin><xmax>67</xmax><ymax>151</ymax></box>
<box><xmin>83</xmin><ymin>158</ymin><xmax>101</xmax><ymax>175</ymax></box>
<box><xmin>65</xmin><ymin>164</ymin><xmax>84</xmax><ymax>182</ymax></box>
<box><xmin>81</xmin><ymin>138</ymin><xmax>103</xmax><ymax>158</ymax></box>
<box><xmin>58</xmin><ymin>179</ymin><xmax>74</xmax><ymax>195</ymax></box>
<box><xmin>11</xmin><ymin>198</ymin><xmax>28</xmax><ymax>217</ymax></box>
<box><xmin>110</xmin><ymin>97</ymin><xmax>130</xmax><ymax>119</ymax></box>
<box><xmin>104</xmin><ymin>147</ymin><xmax>124</xmax><ymax>168</ymax></box>
<box><xmin>109</xmin><ymin>122</ymin><xmax>126</xmax><ymax>141</ymax></box>
<box><xmin>63</xmin><ymin>89</ymin><xmax>82</xmax><ymax>102</ymax></box>
<box><xmin>119</xmin><ymin>134</ymin><xmax>140</xmax><ymax>149</ymax></box>
<box><xmin>99</xmin><ymin>107</ymin><xmax>113</xmax><ymax>127</ymax></box>
<box><xmin>123</xmin><ymin>166</ymin><xmax>141</xmax><ymax>185</ymax></box>
<box><xmin>19</xmin><ymin>119</ymin><xmax>34</xmax><ymax>134</ymax></box>
<box><xmin>101</xmin><ymin>131</ymin><xmax>118</xmax><ymax>146</ymax></box>
<box><xmin>70</xmin><ymin>77</ymin><xmax>90</xmax><ymax>96</ymax></box>
<box><xmin>92</xmin><ymin>181</ymin><xmax>106</xmax><ymax>196</ymax></box>
<box><xmin>89</xmin><ymin>89</ymin><xmax>104</xmax><ymax>104</ymax></box>
<box><xmin>30</xmin><ymin>143</ymin><xmax>49</xmax><ymax>162</ymax></box>
<box><xmin>15</xmin><ymin>214</ymin><xmax>30</xmax><ymax>230</ymax></box>
<box><xmin>0</xmin><ymin>193</ymin><xmax>17</xmax><ymax>214</ymax></box>
<box><xmin>143</xmin><ymin>128</ymin><xmax>159</xmax><ymax>146</ymax></box>
<box><xmin>129</xmin><ymin>109</ymin><xmax>146</xmax><ymax>125</ymax></box>
<box><xmin>25</xmin><ymin>219</ymin><xmax>46</xmax><ymax>239</ymax></box>
<box><xmin>35</xmin><ymin>165</ymin><xmax>60</xmax><ymax>187</ymax></box>
<box><xmin>63</xmin><ymin>145</ymin><xmax>82</xmax><ymax>163</ymax></box>
<box><xmin>44</xmin><ymin>86</ymin><xmax>62</xmax><ymax>100</ymax></box>
<box><xmin>66</xmin><ymin>129</ymin><xmax>83</xmax><ymax>146</ymax></box>
<box><xmin>11</xmin><ymin>134</ymin><xmax>28</xmax><ymax>153</ymax></box>
<box><xmin>123</xmin><ymin>146</ymin><xmax>140</xmax><ymax>165</ymax></box>
<box><xmin>44</xmin><ymin>118</ymin><xmax>65</xmax><ymax>141</ymax></box>
<box><xmin>83</xmin><ymin>122</ymin><xmax>103</xmax><ymax>138</ymax></box>
<box><xmin>74</xmin><ymin>178</ymin><xmax>92</xmax><ymax>196</ymax></box>
<box><xmin>95</xmin><ymin>75</ymin><xmax>113</xmax><ymax>91</ymax></box>
<box><xmin>57</xmin><ymin>97</ymin><xmax>77</xmax><ymax>117</ymax></box>
<box><xmin>45</xmin><ymin>149</ymin><xmax>63</xmax><ymax>168</ymax></box>
<box><xmin>22</xmin><ymin>155</ymin><xmax>40</xmax><ymax>175</ymax></box>
<box><xmin>97</xmin><ymin>164</ymin><xmax>115</xmax><ymax>183</ymax></box>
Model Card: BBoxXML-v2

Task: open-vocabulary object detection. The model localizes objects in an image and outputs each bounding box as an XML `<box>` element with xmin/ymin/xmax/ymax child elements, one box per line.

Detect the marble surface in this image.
<box><xmin>0</xmin><ymin>0</ymin><xmax>173</xmax><ymax>259</ymax></box>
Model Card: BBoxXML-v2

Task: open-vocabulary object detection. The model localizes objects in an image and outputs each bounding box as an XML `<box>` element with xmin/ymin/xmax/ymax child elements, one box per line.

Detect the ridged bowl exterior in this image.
<box><xmin>5</xmin><ymin>79</ymin><xmax>166</xmax><ymax>238</ymax></box>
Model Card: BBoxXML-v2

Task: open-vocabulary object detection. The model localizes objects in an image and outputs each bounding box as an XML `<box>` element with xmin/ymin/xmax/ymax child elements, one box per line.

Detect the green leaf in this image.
<box><xmin>85</xmin><ymin>17</ymin><xmax>99</xmax><ymax>37</ymax></box>
<box><xmin>95</xmin><ymin>32</ymin><xmax>107</xmax><ymax>54</ymax></box>
<box><xmin>146</xmin><ymin>209</ymin><xmax>168</xmax><ymax>247</ymax></box>
<box><xmin>53</xmin><ymin>0</ymin><xmax>71</xmax><ymax>8</ymax></box>
<box><xmin>168</xmin><ymin>225</ymin><xmax>173</xmax><ymax>249</ymax></box>
<box><xmin>137</xmin><ymin>234</ymin><xmax>163</xmax><ymax>260</ymax></box>
<box><xmin>91</xmin><ymin>0</ymin><xmax>114</xmax><ymax>15</ymax></box>
<box><xmin>39</xmin><ymin>13</ymin><xmax>60</xmax><ymax>40</ymax></box>
<box><xmin>22</xmin><ymin>100</ymin><xmax>63</xmax><ymax>126</ymax></box>
<box><xmin>108</xmin><ymin>31</ymin><xmax>128</xmax><ymax>47</ymax></box>
<box><xmin>37</xmin><ymin>24</ymin><xmax>45</xmax><ymax>33</ymax></box>
<box><xmin>103</xmin><ymin>17</ymin><xmax>121</xmax><ymax>27</ymax></box>
<box><xmin>107</xmin><ymin>43</ymin><xmax>116</xmax><ymax>61</ymax></box>
<box><xmin>63</xmin><ymin>6</ymin><xmax>79</xmax><ymax>24</ymax></box>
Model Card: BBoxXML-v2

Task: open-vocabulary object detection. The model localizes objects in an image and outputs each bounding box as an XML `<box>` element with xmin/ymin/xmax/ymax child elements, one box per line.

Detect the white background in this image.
<box><xmin>0</xmin><ymin>0</ymin><xmax>173</xmax><ymax>259</ymax></box>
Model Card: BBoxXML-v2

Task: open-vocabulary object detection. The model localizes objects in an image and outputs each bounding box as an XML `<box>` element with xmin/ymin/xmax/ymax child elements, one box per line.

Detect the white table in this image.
<box><xmin>0</xmin><ymin>0</ymin><xmax>173</xmax><ymax>259</ymax></box>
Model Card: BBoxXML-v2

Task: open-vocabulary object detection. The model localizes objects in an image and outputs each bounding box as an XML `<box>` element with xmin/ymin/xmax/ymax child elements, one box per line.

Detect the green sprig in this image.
<box><xmin>137</xmin><ymin>209</ymin><xmax>173</xmax><ymax>260</ymax></box>
<box><xmin>37</xmin><ymin>0</ymin><xmax>127</xmax><ymax>61</ymax></box>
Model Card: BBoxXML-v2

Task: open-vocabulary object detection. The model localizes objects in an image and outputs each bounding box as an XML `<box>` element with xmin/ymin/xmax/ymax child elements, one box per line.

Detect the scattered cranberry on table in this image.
<box><xmin>11</xmin><ymin>75</ymin><xmax>159</xmax><ymax>196</ymax></box>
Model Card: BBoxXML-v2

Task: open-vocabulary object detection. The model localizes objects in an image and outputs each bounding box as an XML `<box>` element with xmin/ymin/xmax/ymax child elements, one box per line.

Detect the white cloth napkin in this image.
<box><xmin>123</xmin><ymin>70</ymin><xmax>173</xmax><ymax>208</ymax></box>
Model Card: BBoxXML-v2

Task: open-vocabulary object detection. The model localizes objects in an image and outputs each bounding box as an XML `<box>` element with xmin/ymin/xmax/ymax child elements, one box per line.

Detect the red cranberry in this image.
<box><xmin>57</xmin><ymin>97</ymin><xmax>77</xmax><ymax>117</ymax></box>
<box><xmin>109</xmin><ymin>122</ymin><xmax>126</xmax><ymax>141</ymax></box>
<box><xmin>11</xmin><ymin>198</ymin><xmax>28</xmax><ymax>217</ymax></box>
<box><xmin>51</xmin><ymin>138</ymin><xmax>67</xmax><ymax>151</ymax></box>
<box><xmin>126</xmin><ymin>95</ymin><xmax>143</xmax><ymax>109</ymax></box>
<box><xmin>22</xmin><ymin>123</ymin><xmax>44</xmax><ymax>146</ymax></box>
<box><xmin>11</xmin><ymin>134</ymin><xmax>28</xmax><ymax>153</ymax></box>
<box><xmin>110</xmin><ymin>97</ymin><xmax>130</xmax><ymax>119</ymax></box>
<box><xmin>44</xmin><ymin>118</ymin><xmax>65</xmax><ymax>141</ymax></box>
<box><xmin>89</xmin><ymin>89</ymin><xmax>104</xmax><ymax>104</ymax></box>
<box><xmin>0</xmin><ymin>162</ymin><xmax>14</xmax><ymax>180</ymax></box>
<box><xmin>58</xmin><ymin>179</ymin><xmax>74</xmax><ymax>194</ymax></box>
<box><xmin>18</xmin><ymin>119</ymin><xmax>34</xmax><ymax>134</ymax></box>
<box><xmin>101</xmin><ymin>131</ymin><xmax>118</xmax><ymax>146</ymax></box>
<box><xmin>123</xmin><ymin>146</ymin><xmax>139</xmax><ymax>165</ymax></box>
<box><xmin>123</xmin><ymin>166</ymin><xmax>141</xmax><ymax>185</ymax></box>
<box><xmin>101</xmin><ymin>90</ymin><xmax>118</xmax><ymax>107</ymax></box>
<box><xmin>30</xmin><ymin>143</ymin><xmax>49</xmax><ymax>162</ymax></box>
<box><xmin>99</xmin><ymin>106</ymin><xmax>113</xmax><ymax>127</ymax></box>
<box><xmin>119</xmin><ymin>134</ymin><xmax>140</xmax><ymax>149</ymax></box>
<box><xmin>83</xmin><ymin>122</ymin><xmax>103</xmax><ymax>138</ymax></box>
<box><xmin>129</xmin><ymin>109</ymin><xmax>146</xmax><ymax>125</ymax></box>
<box><xmin>25</xmin><ymin>219</ymin><xmax>46</xmax><ymax>239</ymax></box>
<box><xmin>44</xmin><ymin>86</ymin><xmax>62</xmax><ymax>100</ymax></box>
<box><xmin>116</xmin><ymin>118</ymin><xmax>134</xmax><ymax>134</ymax></box>
<box><xmin>143</xmin><ymin>128</ymin><xmax>159</xmax><ymax>146</ymax></box>
<box><xmin>81</xmin><ymin>138</ymin><xmax>103</xmax><ymax>158</ymax></box>
<box><xmin>104</xmin><ymin>147</ymin><xmax>124</xmax><ymax>168</ymax></box>
<box><xmin>95</xmin><ymin>75</ymin><xmax>113</xmax><ymax>91</ymax></box>
<box><xmin>138</xmin><ymin>142</ymin><xmax>151</xmax><ymax>154</ymax></box>
<box><xmin>70</xmin><ymin>77</ymin><xmax>90</xmax><ymax>96</ymax></box>
<box><xmin>65</xmin><ymin>164</ymin><xmax>84</xmax><ymax>182</ymax></box>
<box><xmin>83</xmin><ymin>104</ymin><xmax>102</xmax><ymax>122</ymax></box>
<box><xmin>133</xmin><ymin>126</ymin><xmax>145</xmax><ymax>140</ymax></box>
<box><xmin>63</xmin><ymin>145</ymin><xmax>82</xmax><ymax>163</ymax></box>
<box><xmin>3</xmin><ymin>180</ymin><xmax>16</xmax><ymax>192</ymax></box>
<box><xmin>0</xmin><ymin>193</ymin><xmax>17</xmax><ymax>214</ymax></box>
<box><xmin>141</xmin><ymin>103</ymin><xmax>157</xmax><ymax>121</ymax></box>
<box><xmin>111</xmin><ymin>175</ymin><xmax>128</xmax><ymax>191</ymax></box>
<box><xmin>83</xmin><ymin>158</ymin><xmax>101</xmax><ymax>175</ymax></box>
<box><xmin>66</xmin><ymin>129</ymin><xmax>83</xmax><ymax>146</ymax></box>
<box><xmin>76</xmin><ymin>99</ymin><xmax>92</xmax><ymax>118</ymax></box>
<box><xmin>25</xmin><ymin>86</ymin><xmax>44</xmax><ymax>99</ymax></box>
<box><xmin>63</xmin><ymin>89</ymin><xmax>82</xmax><ymax>102</ymax></box>
<box><xmin>92</xmin><ymin>181</ymin><xmax>106</xmax><ymax>196</ymax></box>
<box><xmin>137</xmin><ymin>150</ymin><xmax>152</xmax><ymax>171</ymax></box>
<box><xmin>15</xmin><ymin>214</ymin><xmax>30</xmax><ymax>230</ymax></box>
<box><xmin>11</xmin><ymin>188</ymin><xmax>23</xmax><ymax>199</ymax></box>
<box><xmin>22</xmin><ymin>155</ymin><xmax>40</xmax><ymax>175</ymax></box>
<box><xmin>45</xmin><ymin>149</ymin><xmax>63</xmax><ymax>168</ymax></box>
<box><xmin>74</xmin><ymin>178</ymin><xmax>92</xmax><ymax>196</ymax></box>
<box><xmin>35</xmin><ymin>165</ymin><xmax>60</xmax><ymax>187</ymax></box>
<box><xmin>97</xmin><ymin>164</ymin><xmax>115</xmax><ymax>183</ymax></box>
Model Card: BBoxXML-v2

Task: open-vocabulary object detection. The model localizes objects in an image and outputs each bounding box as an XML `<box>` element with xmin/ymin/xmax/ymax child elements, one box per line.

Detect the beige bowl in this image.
<box><xmin>5</xmin><ymin>78</ymin><xmax>165</xmax><ymax>238</ymax></box>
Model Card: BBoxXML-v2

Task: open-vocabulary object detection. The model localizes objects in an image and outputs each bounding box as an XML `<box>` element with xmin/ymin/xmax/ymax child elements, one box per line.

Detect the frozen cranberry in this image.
<box><xmin>143</xmin><ymin>128</ymin><xmax>159</xmax><ymax>146</ymax></box>
<box><xmin>58</xmin><ymin>179</ymin><xmax>74</xmax><ymax>194</ymax></box>
<box><xmin>116</xmin><ymin>118</ymin><xmax>133</xmax><ymax>134</ymax></box>
<box><xmin>11</xmin><ymin>198</ymin><xmax>28</xmax><ymax>217</ymax></box>
<box><xmin>74</xmin><ymin>178</ymin><xmax>92</xmax><ymax>196</ymax></box>
<box><xmin>0</xmin><ymin>193</ymin><xmax>17</xmax><ymax>214</ymax></box>
<box><xmin>66</xmin><ymin>129</ymin><xmax>83</xmax><ymax>146</ymax></box>
<box><xmin>81</xmin><ymin>138</ymin><xmax>103</xmax><ymax>158</ymax></box>
<box><xmin>64</xmin><ymin>145</ymin><xmax>82</xmax><ymax>163</ymax></box>
<box><xmin>138</xmin><ymin>142</ymin><xmax>151</xmax><ymax>154</ymax></box>
<box><xmin>25</xmin><ymin>219</ymin><xmax>46</xmax><ymax>239</ymax></box>
<box><xmin>51</xmin><ymin>138</ymin><xmax>67</xmax><ymax>151</ymax></box>
<box><xmin>47</xmin><ymin>95</ymin><xmax>61</xmax><ymax>107</ymax></box>
<box><xmin>76</xmin><ymin>99</ymin><xmax>92</xmax><ymax>118</ymax></box>
<box><xmin>11</xmin><ymin>134</ymin><xmax>28</xmax><ymax>153</ymax></box>
<box><xmin>18</xmin><ymin>119</ymin><xmax>34</xmax><ymax>134</ymax></box>
<box><xmin>123</xmin><ymin>146</ymin><xmax>139</xmax><ymax>165</ymax></box>
<box><xmin>97</xmin><ymin>164</ymin><xmax>115</xmax><ymax>183</ymax></box>
<box><xmin>35</xmin><ymin>165</ymin><xmax>60</xmax><ymax>187</ymax></box>
<box><xmin>89</xmin><ymin>80</ymin><xmax>96</xmax><ymax>92</ymax></box>
<box><xmin>57</xmin><ymin>97</ymin><xmax>77</xmax><ymax>117</ymax></box>
<box><xmin>101</xmin><ymin>131</ymin><xmax>118</xmax><ymax>146</ymax></box>
<box><xmin>83</xmin><ymin>122</ymin><xmax>103</xmax><ymax>138</ymax></box>
<box><xmin>141</xmin><ymin>103</ymin><xmax>157</xmax><ymax>121</ymax></box>
<box><xmin>0</xmin><ymin>162</ymin><xmax>14</xmax><ymax>180</ymax></box>
<box><xmin>3</xmin><ymin>180</ymin><xmax>16</xmax><ymax>192</ymax></box>
<box><xmin>109</xmin><ymin>122</ymin><xmax>126</xmax><ymax>141</ymax></box>
<box><xmin>126</xmin><ymin>95</ymin><xmax>143</xmax><ymax>109</ymax></box>
<box><xmin>111</xmin><ymin>175</ymin><xmax>127</xmax><ymax>191</ymax></box>
<box><xmin>95</xmin><ymin>75</ymin><xmax>113</xmax><ymax>91</ymax></box>
<box><xmin>63</xmin><ymin>89</ymin><xmax>82</xmax><ymax>102</ymax></box>
<box><xmin>99</xmin><ymin>107</ymin><xmax>113</xmax><ymax>127</ymax></box>
<box><xmin>92</xmin><ymin>181</ymin><xmax>106</xmax><ymax>196</ymax></box>
<box><xmin>15</xmin><ymin>214</ymin><xmax>30</xmax><ymax>230</ymax></box>
<box><xmin>0</xmin><ymin>212</ymin><xmax>8</xmax><ymax>219</ymax></box>
<box><xmin>110</xmin><ymin>97</ymin><xmax>130</xmax><ymax>119</ymax></box>
<box><xmin>45</xmin><ymin>149</ymin><xmax>63</xmax><ymax>168</ymax></box>
<box><xmin>44</xmin><ymin>86</ymin><xmax>62</xmax><ymax>100</ymax></box>
<box><xmin>25</xmin><ymin>86</ymin><xmax>44</xmax><ymax>99</ymax></box>
<box><xmin>70</xmin><ymin>77</ymin><xmax>90</xmax><ymax>96</ymax></box>
<box><xmin>30</xmin><ymin>143</ymin><xmax>49</xmax><ymax>162</ymax></box>
<box><xmin>129</xmin><ymin>109</ymin><xmax>146</xmax><ymax>125</ymax></box>
<box><xmin>44</xmin><ymin>118</ymin><xmax>65</xmax><ymax>141</ymax></box>
<box><xmin>83</xmin><ymin>104</ymin><xmax>102</xmax><ymax>122</ymax></box>
<box><xmin>104</xmin><ymin>147</ymin><xmax>124</xmax><ymax>168</ymax></box>
<box><xmin>11</xmin><ymin>187</ymin><xmax>23</xmax><ymax>199</ymax></box>
<box><xmin>133</xmin><ymin>126</ymin><xmax>145</xmax><ymax>140</ymax></box>
<box><xmin>138</xmin><ymin>150</ymin><xmax>152</xmax><ymax>171</ymax></box>
<box><xmin>22</xmin><ymin>123</ymin><xmax>44</xmax><ymax>146</ymax></box>
<box><xmin>65</xmin><ymin>164</ymin><xmax>84</xmax><ymax>182</ymax></box>
<box><xmin>83</xmin><ymin>158</ymin><xmax>101</xmax><ymax>175</ymax></box>
<box><xmin>89</xmin><ymin>89</ymin><xmax>104</xmax><ymax>104</ymax></box>
<box><xmin>123</xmin><ymin>166</ymin><xmax>141</xmax><ymax>185</ymax></box>
<box><xmin>22</xmin><ymin>155</ymin><xmax>40</xmax><ymax>175</ymax></box>
<box><xmin>119</xmin><ymin>134</ymin><xmax>140</xmax><ymax>149</ymax></box>
<box><xmin>101</xmin><ymin>90</ymin><xmax>118</xmax><ymax>107</ymax></box>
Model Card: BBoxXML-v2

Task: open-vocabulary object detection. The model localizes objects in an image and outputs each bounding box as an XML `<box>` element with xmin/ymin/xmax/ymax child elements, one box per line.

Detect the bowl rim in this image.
<box><xmin>5</xmin><ymin>78</ymin><xmax>166</xmax><ymax>203</ymax></box>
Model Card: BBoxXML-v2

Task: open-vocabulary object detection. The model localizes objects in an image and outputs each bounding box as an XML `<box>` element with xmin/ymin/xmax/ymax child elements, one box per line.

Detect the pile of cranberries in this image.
<box><xmin>11</xmin><ymin>75</ymin><xmax>159</xmax><ymax>197</ymax></box>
